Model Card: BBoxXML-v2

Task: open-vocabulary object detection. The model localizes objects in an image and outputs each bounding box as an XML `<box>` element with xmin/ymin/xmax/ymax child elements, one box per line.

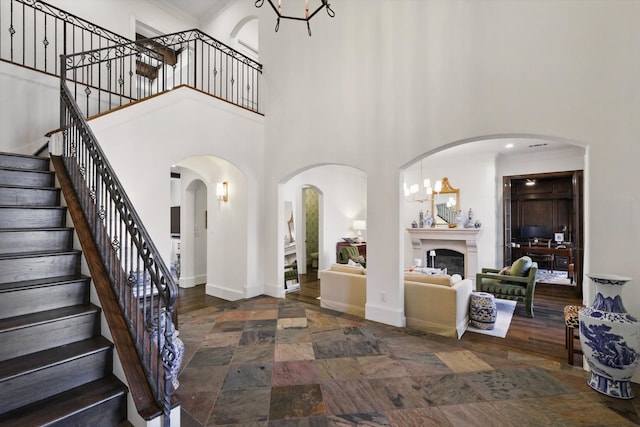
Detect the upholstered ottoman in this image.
<box><xmin>469</xmin><ymin>292</ymin><xmax>497</xmax><ymax>330</ymax></box>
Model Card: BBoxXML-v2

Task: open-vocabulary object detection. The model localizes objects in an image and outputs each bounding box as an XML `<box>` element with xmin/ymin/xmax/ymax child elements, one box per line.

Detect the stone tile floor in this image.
<box><xmin>176</xmin><ymin>296</ymin><xmax>640</xmax><ymax>426</ymax></box>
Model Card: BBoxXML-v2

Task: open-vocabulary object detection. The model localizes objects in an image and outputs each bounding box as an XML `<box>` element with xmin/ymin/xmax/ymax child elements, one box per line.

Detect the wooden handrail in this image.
<box><xmin>51</xmin><ymin>155</ymin><xmax>163</xmax><ymax>420</ymax></box>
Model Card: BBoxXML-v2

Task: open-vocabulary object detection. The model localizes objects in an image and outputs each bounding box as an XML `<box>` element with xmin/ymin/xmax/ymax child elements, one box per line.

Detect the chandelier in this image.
<box><xmin>255</xmin><ymin>0</ymin><xmax>335</xmax><ymax>36</ymax></box>
<box><xmin>404</xmin><ymin>160</ymin><xmax>442</xmax><ymax>203</ymax></box>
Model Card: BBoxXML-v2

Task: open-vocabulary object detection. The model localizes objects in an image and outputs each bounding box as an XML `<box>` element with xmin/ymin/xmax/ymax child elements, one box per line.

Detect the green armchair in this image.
<box><xmin>476</xmin><ymin>256</ymin><xmax>538</xmax><ymax>317</ymax></box>
<box><xmin>337</xmin><ymin>246</ymin><xmax>361</xmax><ymax>264</ymax></box>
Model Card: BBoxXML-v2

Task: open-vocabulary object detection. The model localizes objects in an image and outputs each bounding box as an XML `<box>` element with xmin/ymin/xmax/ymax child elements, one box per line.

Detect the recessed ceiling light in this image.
<box><xmin>505</xmin><ymin>143</ymin><xmax>514</xmax><ymax>149</ymax></box>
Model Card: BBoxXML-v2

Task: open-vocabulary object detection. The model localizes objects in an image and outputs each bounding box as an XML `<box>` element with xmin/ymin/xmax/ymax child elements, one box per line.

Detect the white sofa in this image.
<box><xmin>404</xmin><ymin>272</ymin><xmax>473</xmax><ymax>339</ymax></box>
<box><xmin>318</xmin><ymin>263</ymin><xmax>366</xmax><ymax>317</ymax></box>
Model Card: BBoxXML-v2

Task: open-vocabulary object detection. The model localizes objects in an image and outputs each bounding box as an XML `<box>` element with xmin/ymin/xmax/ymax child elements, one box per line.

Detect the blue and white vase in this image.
<box><xmin>579</xmin><ymin>273</ymin><xmax>640</xmax><ymax>399</ymax></box>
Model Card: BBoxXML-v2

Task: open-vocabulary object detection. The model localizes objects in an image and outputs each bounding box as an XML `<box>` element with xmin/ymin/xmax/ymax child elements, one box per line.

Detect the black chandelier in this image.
<box><xmin>255</xmin><ymin>0</ymin><xmax>335</xmax><ymax>36</ymax></box>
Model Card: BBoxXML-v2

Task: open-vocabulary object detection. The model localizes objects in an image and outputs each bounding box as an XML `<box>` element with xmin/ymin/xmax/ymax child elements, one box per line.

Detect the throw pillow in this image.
<box><xmin>350</xmin><ymin>255</ymin><xmax>366</xmax><ymax>267</ymax></box>
<box><xmin>498</xmin><ymin>267</ymin><xmax>511</xmax><ymax>275</ymax></box>
<box><xmin>510</xmin><ymin>256</ymin><xmax>533</xmax><ymax>277</ymax></box>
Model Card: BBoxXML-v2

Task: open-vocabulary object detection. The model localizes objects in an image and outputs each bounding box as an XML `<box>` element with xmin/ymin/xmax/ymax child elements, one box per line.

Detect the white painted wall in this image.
<box><xmin>280</xmin><ymin>165</ymin><xmax>366</xmax><ymax>288</ymax></box>
<box><xmin>254</xmin><ymin>0</ymin><xmax>640</xmax><ymax>334</ymax></box>
<box><xmin>0</xmin><ymin>63</ymin><xmax>59</xmax><ymax>154</ymax></box>
<box><xmin>86</xmin><ymin>87</ymin><xmax>264</xmax><ymax>301</ymax></box>
<box><xmin>45</xmin><ymin>0</ymin><xmax>196</xmax><ymax>38</ymax></box>
<box><xmin>3</xmin><ymin>0</ymin><xmax>640</xmax><ymax>384</ymax></box>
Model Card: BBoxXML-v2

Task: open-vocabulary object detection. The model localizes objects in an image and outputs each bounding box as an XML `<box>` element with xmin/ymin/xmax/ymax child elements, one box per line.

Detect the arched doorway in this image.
<box><xmin>280</xmin><ymin>164</ymin><xmax>367</xmax><ymax>304</ymax></box>
<box><xmin>401</xmin><ymin>136</ymin><xmax>586</xmax><ymax>283</ymax></box>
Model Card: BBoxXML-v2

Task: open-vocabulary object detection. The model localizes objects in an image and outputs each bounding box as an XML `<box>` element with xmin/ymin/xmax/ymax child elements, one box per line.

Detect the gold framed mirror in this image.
<box><xmin>431</xmin><ymin>177</ymin><xmax>460</xmax><ymax>225</ymax></box>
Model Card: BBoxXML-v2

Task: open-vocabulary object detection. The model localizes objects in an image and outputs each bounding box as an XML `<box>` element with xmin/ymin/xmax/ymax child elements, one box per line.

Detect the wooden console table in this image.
<box><xmin>513</xmin><ymin>245</ymin><xmax>573</xmax><ymax>271</ymax></box>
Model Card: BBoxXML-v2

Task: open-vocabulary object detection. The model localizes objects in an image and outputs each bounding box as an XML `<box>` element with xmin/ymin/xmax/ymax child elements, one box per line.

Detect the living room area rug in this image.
<box><xmin>466</xmin><ymin>298</ymin><xmax>517</xmax><ymax>338</ymax></box>
<box><xmin>536</xmin><ymin>269</ymin><xmax>571</xmax><ymax>285</ymax></box>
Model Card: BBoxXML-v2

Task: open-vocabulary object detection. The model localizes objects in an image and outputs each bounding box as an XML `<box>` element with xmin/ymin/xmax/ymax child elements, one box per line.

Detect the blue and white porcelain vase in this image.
<box><xmin>579</xmin><ymin>273</ymin><xmax>640</xmax><ymax>399</ymax></box>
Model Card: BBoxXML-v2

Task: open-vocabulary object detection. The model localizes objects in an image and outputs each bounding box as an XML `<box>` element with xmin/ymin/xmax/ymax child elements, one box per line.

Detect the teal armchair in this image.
<box><xmin>476</xmin><ymin>256</ymin><xmax>538</xmax><ymax>317</ymax></box>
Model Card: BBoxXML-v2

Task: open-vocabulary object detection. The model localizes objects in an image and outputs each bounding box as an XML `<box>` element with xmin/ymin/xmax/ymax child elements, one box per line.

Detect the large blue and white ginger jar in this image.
<box><xmin>579</xmin><ymin>273</ymin><xmax>640</xmax><ymax>399</ymax></box>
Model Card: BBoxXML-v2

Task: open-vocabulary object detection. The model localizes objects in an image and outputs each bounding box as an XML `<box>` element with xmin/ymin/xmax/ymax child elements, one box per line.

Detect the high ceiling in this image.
<box><xmin>146</xmin><ymin>0</ymin><xmax>236</xmax><ymax>25</ymax></box>
<box><xmin>145</xmin><ymin>2</ymin><xmax>577</xmax><ymax>159</ymax></box>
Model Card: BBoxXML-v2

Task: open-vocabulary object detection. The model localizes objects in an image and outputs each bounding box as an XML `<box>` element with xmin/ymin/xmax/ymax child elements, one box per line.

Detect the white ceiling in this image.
<box><xmin>145</xmin><ymin>2</ymin><xmax>578</xmax><ymax>160</ymax></box>
<box><xmin>146</xmin><ymin>0</ymin><xmax>236</xmax><ymax>25</ymax></box>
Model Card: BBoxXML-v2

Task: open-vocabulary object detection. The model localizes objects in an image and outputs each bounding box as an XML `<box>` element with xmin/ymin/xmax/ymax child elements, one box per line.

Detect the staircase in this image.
<box><xmin>0</xmin><ymin>152</ymin><xmax>129</xmax><ymax>426</ymax></box>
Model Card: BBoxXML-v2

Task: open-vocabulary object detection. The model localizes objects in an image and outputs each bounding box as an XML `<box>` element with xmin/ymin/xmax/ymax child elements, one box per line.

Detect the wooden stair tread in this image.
<box><xmin>0</xmin><ymin>336</ymin><xmax>111</xmax><ymax>380</ymax></box>
<box><xmin>0</xmin><ymin>205</ymin><xmax>65</xmax><ymax>210</ymax></box>
<box><xmin>0</xmin><ymin>152</ymin><xmax>48</xmax><ymax>161</ymax></box>
<box><xmin>0</xmin><ymin>183</ymin><xmax>58</xmax><ymax>190</ymax></box>
<box><xmin>0</xmin><ymin>249</ymin><xmax>81</xmax><ymax>259</ymax></box>
<box><xmin>0</xmin><ymin>304</ymin><xmax>98</xmax><ymax>333</ymax></box>
<box><xmin>0</xmin><ymin>166</ymin><xmax>53</xmax><ymax>173</ymax></box>
<box><xmin>0</xmin><ymin>227</ymin><xmax>73</xmax><ymax>232</ymax></box>
<box><xmin>0</xmin><ymin>274</ymin><xmax>89</xmax><ymax>293</ymax></box>
<box><xmin>0</xmin><ymin>376</ymin><xmax>127</xmax><ymax>426</ymax></box>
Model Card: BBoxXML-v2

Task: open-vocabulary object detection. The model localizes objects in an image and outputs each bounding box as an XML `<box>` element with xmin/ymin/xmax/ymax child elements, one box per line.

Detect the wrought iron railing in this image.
<box><xmin>59</xmin><ymin>78</ymin><xmax>181</xmax><ymax>427</ymax></box>
<box><xmin>62</xmin><ymin>29</ymin><xmax>262</xmax><ymax>117</ymax></box>
<box><xmin>1</xmin><ymin>0</ymin><xmax>263</xmax><ymax>114</ymax></box>
<box><xmin>0</xmin><ymin>0</ymin><xmax>130</xmax><ymax>76</ymax></box>
<box><xmin>5</xmin><ymin>4</ymin><xmax>263</xmax><ymax>423</ymax></box>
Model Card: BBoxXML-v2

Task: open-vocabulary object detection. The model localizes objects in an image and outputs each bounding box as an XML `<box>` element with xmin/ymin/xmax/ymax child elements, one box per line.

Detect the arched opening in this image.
<box><xmin>175</xmin><ymin>155</ymin><xmax>250</xmax><ymax>301</ymax></box>
<box><xmin>400</xmin><ymin>134</ymin><xmax>586</xmax><ymax>357</ymax></box>
<box><xmin>231</xmin><ymin>17</ymin><xmax>259</xmax><ymax>61</ymax></box>
<box><xmin>280</xmin><ymin>164</ymin><xmax>366</xmax><ymax>305</ymax></box>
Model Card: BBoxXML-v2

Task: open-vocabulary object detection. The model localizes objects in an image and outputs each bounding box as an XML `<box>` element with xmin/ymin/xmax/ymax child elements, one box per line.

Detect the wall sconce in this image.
<box><xmin>216</xmin><ymin>182</ymin><xmax>228</xmax><ymax>202</ymax></box>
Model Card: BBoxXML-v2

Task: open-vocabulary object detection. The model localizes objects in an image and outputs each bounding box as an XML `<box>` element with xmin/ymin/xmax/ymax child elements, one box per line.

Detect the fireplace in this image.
<box><xmin>407</xmin><ymin>228</ymin><xmax>481</xmax><ymax>288</ymax></box>
<box><xmin>425</xmin><ymin>248</ymin><xmax>464</xmax><ymax>277</ymax></box>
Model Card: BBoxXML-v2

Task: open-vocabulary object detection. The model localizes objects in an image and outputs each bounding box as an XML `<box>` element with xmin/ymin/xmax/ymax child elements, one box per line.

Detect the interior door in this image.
<box><xmin>503</xmin><ymin>177</ymin><xmax>513</xmax><ymax>266</ymax></box>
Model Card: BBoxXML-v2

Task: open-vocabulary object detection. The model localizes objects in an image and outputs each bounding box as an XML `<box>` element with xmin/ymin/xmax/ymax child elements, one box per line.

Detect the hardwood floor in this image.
<box><xmin>284</xmin><ymin>270</ymin><xmax>584</xmax><ymax>366</ymax></box>
<box><xmin>178</xmin><ymin>274</ymin><xmax>584</xmax><ymax>367</ymax></box>
<box><xmin>284</xmin><ymin>269</ymin><xmax>320</xmax><ymax>306</ymax></box>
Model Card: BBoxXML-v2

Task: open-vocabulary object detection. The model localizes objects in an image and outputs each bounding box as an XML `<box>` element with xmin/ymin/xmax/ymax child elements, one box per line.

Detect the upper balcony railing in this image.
<box><xmin>0</xmin><ymin>0</ymin><xmax>130</xmax><ymax>76</ymax></box>
<box><xmin>63</xmin><ymin>29</ymin><xmax>262</xmax><ymax>117</ymax></box>
<box><xmin>1</xmin><ymin>0</ymin><xmax>263</xmax><ymax>115</ymax></box>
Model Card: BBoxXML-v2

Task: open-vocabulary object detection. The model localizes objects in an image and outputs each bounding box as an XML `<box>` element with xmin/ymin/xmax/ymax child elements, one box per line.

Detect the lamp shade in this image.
<box><xmin>352</xmin><ymin>220</ymin><xmax>366</xmax><ymax>231</ymax></box>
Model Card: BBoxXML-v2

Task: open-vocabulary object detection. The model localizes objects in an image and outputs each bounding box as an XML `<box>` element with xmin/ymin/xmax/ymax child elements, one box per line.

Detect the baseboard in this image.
<box><xmin>365</xmin><ymin>302</ymin><xmax>406</xmax><ymax>327</ymax></box>
<box><xmin>205</xmin><ymin>283</ymin><xmax>244</xmax><ymax>301</ymax></box>
<box><xmin>179</xmin><ymin>276</ymin><xmax>197</xmax><ymax>288</ymax></box>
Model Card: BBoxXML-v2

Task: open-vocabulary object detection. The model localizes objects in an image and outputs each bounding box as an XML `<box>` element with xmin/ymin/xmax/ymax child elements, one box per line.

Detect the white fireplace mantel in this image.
<box><xmin>407</xmin><ymin>227</ymin><xmax>481</xmax><ymax>288</ymax></box>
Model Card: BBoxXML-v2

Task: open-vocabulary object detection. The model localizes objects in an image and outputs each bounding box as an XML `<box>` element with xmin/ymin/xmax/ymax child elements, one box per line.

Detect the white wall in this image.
<box><xmin>86</xmin><ymin>87</ymin><xmax>264</xmax><ymax>300</ymax></box>
<box><xmin>255</xmin><ymin>0</ymin><xmax>640</xmax><ymax>333</ymax></box>
<box><xmin>402</xmin><ymin>150</ymin><xmax>498</xmax><ymax>272</ymax></box>
<box><xmin>0</xmin><ymin>63</ymin><xmax>59</xmax><ymax>154</ymax></box>
<box><xmin>278</xmin><ymin>165</ymin><xmax>366</xmax><ymax>293</ymax></box>
<box><xmin>4</xmin><ymin>0</ymin><xmax>640</xmax><ymax>383</ymax></box>
<box><xmin>45</xmin><ymin>0</ymin><xmax>196</xmax><ymax>39</ymax></box>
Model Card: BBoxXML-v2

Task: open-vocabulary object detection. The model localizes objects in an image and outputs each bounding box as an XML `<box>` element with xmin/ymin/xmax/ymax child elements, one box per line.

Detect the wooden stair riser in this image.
<box><xmin>0</xmin><ymin>344</ymin><xmax>112</xmax><ymax>414</ymax></box>
<box><xmin>0</xmin><ymin>377</ymin><xmax>127</xmax><ymax>427</ymax></box>
<box><xmin>0</xmin><ymin>252</ymin><xmax>80</xmax><ymax>284</ymax></box>
<box><xmin>0</xmin><ymin>308</ymin><xmax>100</xmax><ymax>362</ymax></box>
<box><xmin>0</xmin><ymin>229</ymin><xmax>73</xmax><ymax>255</ymax></box>
<box><xmin>0</xmin><ymin>169</ymin><xmax>54</xmax><ymax>187</ymax></box>
<box><xmin>0</xmin><ymin>207</ymin><xmax>66</xmax><ymax>229</ymax></box>
<box><xmin>0</xmin><ymin>278</ymin><xmax>90</xmax><ymax>320</ymax></box>
<box><xmin>0</xmin><ymin>186</ymin><xmax>59</xmax><ymax>206</ymax></box>
<box><xmin>47</xmin><ymin>391</ymin><xmax>127</xmax><ymax>427</ymax></box>
<box><xmin>0</xmin><ymin>154</ymin><xmax>49</xmax><ymax>172</ymax></box>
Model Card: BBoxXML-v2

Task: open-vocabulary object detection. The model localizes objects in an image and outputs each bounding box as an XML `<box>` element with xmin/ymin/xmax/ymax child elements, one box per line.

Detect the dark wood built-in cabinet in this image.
<box><xmin>504</xmin><ymin>171</ymin><xmax>584</xmax><ymax>295</ymax></box>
